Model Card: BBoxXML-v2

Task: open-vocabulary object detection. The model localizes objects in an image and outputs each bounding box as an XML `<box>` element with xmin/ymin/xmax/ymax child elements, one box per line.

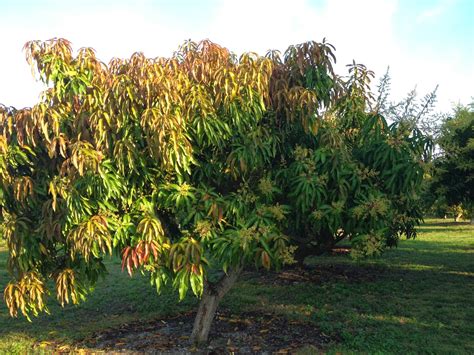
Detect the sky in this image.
<box><xmin>0</xmin><ymin>0</ymin><xmax>473</xmax><ymax>112</ymax></box>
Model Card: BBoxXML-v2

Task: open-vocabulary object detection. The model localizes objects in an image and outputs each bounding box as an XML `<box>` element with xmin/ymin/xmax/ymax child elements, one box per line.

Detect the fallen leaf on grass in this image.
<box><xmin>38</xmin><ymin>341</ymin><xmax>52</xmax><ymax>348</ymax></box>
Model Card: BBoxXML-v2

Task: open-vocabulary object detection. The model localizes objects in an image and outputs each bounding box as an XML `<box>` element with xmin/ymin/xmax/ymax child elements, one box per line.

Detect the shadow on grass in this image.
<box><xmin>422</xmin><ymin>220</ymin><xmax>470</xmax><ymax>227</ymax></box>
<box><xmin>0</xmin><ymin>251</ymin><xmax>197</xmax><ymax>350</ymax></box>
<box><xmin>416</xmin><ymin>227</ymin><xmax>471</xmax><ymax>234</ymax></box>
<box><xmin>0</xmin><ymin>229</ymin><xmax>473</xmax><ymax>353</ymax></box>
<box><xmin>230</xmin><ymin>263</ymin><xmax>474</xmax><ymax>353</ymax></box>
<box><xmin>417</xmin><ymin>220</ymin><xmax>472</xmax><ymax>234</ymax></box>
<box><xmin>310</xmin><ymin>241</ymin><xmax>474</xmax><ymax>274</ymax></box>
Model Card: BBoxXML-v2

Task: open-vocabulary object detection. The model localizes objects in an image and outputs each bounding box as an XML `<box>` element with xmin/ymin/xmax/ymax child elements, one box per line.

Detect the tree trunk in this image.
<box><xmin>190</xmin><ymin>287</ymin><xmax>220</xmax><ymax>346</ymax></box>
<box><xmin>294</xmin><ymin>243</ymin><xmax>319</xmax><ymax>266</ymax></box>
<box><xmin>293</xmin><ymin>231</ymin><xmax>347</xmax><ymax>266</ymax></box>
<box><xmin>190</xmin><ymin>264</ymin><xmax>243</xmax><ymax>346</ymax></box>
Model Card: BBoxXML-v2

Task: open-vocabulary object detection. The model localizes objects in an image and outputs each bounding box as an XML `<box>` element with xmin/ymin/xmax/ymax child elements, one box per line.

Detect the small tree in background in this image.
<box><xmin>0</xmin><ymin>38</ymin><xmax>431</xmax><ymax>344</ymax></box>
<box><xmin>374</xmin><ymin>68</ymin><xmax>446</xmax><ymax>218</ymax></box>
<box><xmin>430</xmin><ymin>103</ymin><xmax>474</xmax><ymax>222</ymax></box>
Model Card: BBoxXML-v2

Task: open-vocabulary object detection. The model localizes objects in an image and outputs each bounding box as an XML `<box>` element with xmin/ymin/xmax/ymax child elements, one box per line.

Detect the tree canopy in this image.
<box><xmin>429</xmin><ymin>103</ymin><xmax>474</xmax><ymax>220</ymax></box>
<box><xmin>0</xmin><ymin>38</ymin><xmax>431</xmax><ymax>344</ymax></box>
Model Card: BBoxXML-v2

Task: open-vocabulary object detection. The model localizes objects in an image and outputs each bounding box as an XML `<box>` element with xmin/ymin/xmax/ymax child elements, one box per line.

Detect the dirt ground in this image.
<box><xmin>44</xmin><ymin>264</ymin><xmax>382</xmax><ymax>353</ymax></box>
<box><xmin>73</xmin><ymin>309</ymin><xmax>332</xmax><ymax>354</ymax></box>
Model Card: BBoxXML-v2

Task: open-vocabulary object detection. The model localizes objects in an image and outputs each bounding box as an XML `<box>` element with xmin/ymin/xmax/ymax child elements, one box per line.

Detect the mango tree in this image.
<box><xmin>430</xmin><ymin>103</ymin><xmax>474</xmax><ymax>223</ymax></box>
<box><xmin>265</xmin><ymin>56</ymin><xmax>432</xmax><ymax>262</ymax></box>
<box><xmin>0</xmin><ymin>38</ymin><xmax>430</xmax><ymax>344</ymax></box>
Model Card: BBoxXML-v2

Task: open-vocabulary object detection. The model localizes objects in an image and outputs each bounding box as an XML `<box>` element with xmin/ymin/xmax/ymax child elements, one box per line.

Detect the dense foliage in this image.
<box><xmin>276</xmin><ymin>63</ymin><xmax>432</xmax><ymax>259</ymax></box>
<box><xmin>0</xmin><ymin>38</ymin><xmax>431</xmax><ymax>343</ymax></box>
<box><xmin>429</xmin><ymin>103</ymin><xmax>474</xmax><ymax>221</ymax></box>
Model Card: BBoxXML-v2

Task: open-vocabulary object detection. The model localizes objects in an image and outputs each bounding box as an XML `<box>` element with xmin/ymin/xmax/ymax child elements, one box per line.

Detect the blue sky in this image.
<box><xmin>0</xmin><ymin>0</ymin><xmax>472</xmax><ymax>111</ymax></box>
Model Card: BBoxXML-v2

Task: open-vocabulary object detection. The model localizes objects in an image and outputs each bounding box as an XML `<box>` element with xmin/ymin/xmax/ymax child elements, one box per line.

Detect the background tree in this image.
<box><xmin>375</xmin><ymin>67</ymin><xmax>440</xmax><ymax>141</ymax></box>
<box><xmin>429</xmin><ymin>103</ymin><xmax>474</xmax><ymax>222</ymax></box>
<box><xmin>0</xmin><ymin>38</ymin><xmax>431</xmax><ymax>345</ymax></box>
<box><xmin>373</xmin><ymin>68</ymin><xmax>445</xmax><ymax>218</ymax></box>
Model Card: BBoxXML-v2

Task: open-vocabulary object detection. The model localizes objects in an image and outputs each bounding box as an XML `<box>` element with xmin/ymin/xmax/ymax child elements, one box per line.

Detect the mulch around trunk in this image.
<box><xmin>64</xmin><ymin>309</ymin><xmax>332</xmax><ymax>354</ymax></box>
<box><xmin>39</xmin><ymin>264</ymin><xmax>381</xmax><ymax>353</ymax></box>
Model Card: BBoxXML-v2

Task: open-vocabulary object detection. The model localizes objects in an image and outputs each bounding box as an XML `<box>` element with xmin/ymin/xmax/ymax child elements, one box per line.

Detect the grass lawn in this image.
<box><xmin>0</xmin><ymin>219</ymin><xmax>473</xmax><ymax>353</ymax></box>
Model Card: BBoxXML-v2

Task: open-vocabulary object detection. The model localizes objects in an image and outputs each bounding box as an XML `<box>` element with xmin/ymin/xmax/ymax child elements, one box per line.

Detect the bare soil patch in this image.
<box><xmin>66</xmin><ymin>309</ymin><xmax>333</xmax><ymax>353</ymax></box>
<box><xmin>39</xmin><ymin>265</ymin><xmax>380</xmax><ymax>353</ymax></box>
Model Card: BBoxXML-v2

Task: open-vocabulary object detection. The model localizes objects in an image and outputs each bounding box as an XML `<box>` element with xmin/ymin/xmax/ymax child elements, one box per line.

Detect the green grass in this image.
<box><xmin>0</xmin><ymin>219</ymin><xmax>473</xmax><ymax>353</ymax></box>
